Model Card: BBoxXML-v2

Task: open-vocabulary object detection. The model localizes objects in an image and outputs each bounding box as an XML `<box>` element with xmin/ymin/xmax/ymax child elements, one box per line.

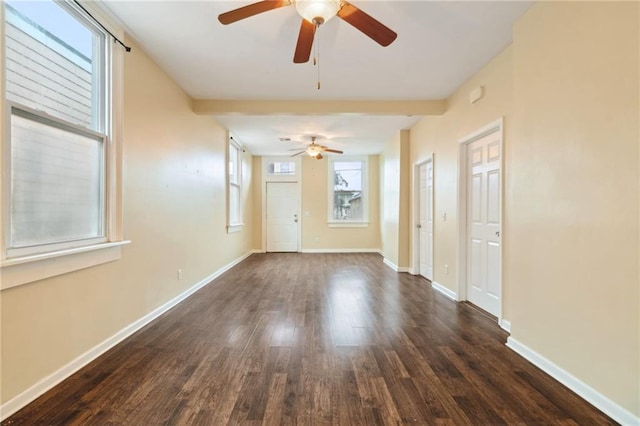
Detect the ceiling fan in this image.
<box><xmin>218</xmin><ymin>0</ymin><xmax>397</xmax><ymax>64</ymax></box>
<box><xmin>290</xmin><ymin>136</ymin><xmax>343</xmax><ymax>159</ymax></box>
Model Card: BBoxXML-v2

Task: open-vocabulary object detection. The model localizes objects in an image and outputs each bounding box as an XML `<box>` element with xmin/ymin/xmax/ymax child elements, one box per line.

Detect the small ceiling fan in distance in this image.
<box><xmin>290</xmin><ymin>136</ymin><xmax>343</xmax><ymax>159</ymax></box>
<box><xmin>218</xmin><ymin>0</ymin><xmax>397</xmax><ymax>64</ymax></box>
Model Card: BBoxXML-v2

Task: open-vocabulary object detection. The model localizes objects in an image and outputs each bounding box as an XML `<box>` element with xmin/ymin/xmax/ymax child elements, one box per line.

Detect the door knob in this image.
<box><xmin>417</xmin><ymin>224</ymin><xmax>422</xmax><ymax>228</ymax></box>
<box><xmin>496</xmin><ymin>231</ymin><xmax>500</xmax><ymax>237</ymax></box>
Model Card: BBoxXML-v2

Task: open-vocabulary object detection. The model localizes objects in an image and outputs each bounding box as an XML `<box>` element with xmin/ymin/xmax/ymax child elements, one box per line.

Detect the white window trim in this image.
<box><xmin>261</xmin><ymin>156</ymin><xmax>301</xmax><ymax>182</ymax></box>
<box><xmin>266</xmin><ymin>159</ymin><xmax>297</xmax><ymax>178</ymax></box>
<box><xmin>227</xmin><ymin>224</ymin><xmax>243</xmax><ymax>233</ymax></box>
<box><xmin>1</xmin><ymin>240</ymin><xmax>130</xmax><ymax>290</ymax></box>
<box><xmin>327</xmin><ymin>156</ymin><xmax>369</xmax><ymax>227</ymax></box>
<box><xmin>226</xmin><ymin>136</ymin><xmax>243</xmax><ymax>232</ymax></box>
<box><xmin>0</xmin><ymin>1</ymin><xmax>127</xmax><ymax>289</ymax></box>
<box><xmin>328</xmin><ymin>222</ymin><xmax>369</xmax><ymax>228</ymax></box>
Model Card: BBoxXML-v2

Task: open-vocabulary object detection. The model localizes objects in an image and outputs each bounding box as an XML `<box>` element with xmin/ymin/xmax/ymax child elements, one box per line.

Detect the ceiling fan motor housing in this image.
<box><xmin>295</xmin><ymin>0</ymin><xmax>341</xmax><ymax>25</ymax></box>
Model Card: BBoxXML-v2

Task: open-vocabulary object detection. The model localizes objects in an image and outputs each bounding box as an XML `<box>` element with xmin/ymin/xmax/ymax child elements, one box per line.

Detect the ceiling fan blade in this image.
<box><xmin>291</xmin><ymin>151</ymin><xmax>306</xmax><ymax>157</ymax></box>
<box><xmin>323</xmin><ymin>148</ymin><xmax>343</xmax><ymax>154</ymax></box>
<box><xmin>218</xmin><ymin>0</ymin><xmax>290</xmax><ymax>25</ymax></box>
<box><xmin>337</xmin><ymin>1</ymin><xmax>397</xmax><ymax>47</ymax></box>
<box><xmin>293</xmin><ymin>19</ymin><xmax>316</xmax><ymax>63</ymax></box>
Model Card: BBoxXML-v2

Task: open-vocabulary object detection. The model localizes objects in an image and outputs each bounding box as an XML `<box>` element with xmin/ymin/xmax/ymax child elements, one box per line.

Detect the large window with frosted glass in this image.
<box><xmin>4</xmin><ymin>0</ymin><xmax>108</xmax><ymax>257</ymax></box>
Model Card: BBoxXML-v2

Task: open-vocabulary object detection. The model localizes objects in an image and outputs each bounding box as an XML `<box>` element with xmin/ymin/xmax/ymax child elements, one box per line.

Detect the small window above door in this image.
<box><xmin>268</xmin><ymin>161</ymin><xmax>296</xmax><ymax>176</ymax></box>
<box><xmin>262</xmin><ymin>157</ymin><xmax>301</xmax><ymax>182</ymax></box>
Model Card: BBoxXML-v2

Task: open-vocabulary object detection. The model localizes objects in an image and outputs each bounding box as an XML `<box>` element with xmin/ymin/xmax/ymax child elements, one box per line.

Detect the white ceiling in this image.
<box><xmin>215</xmin><ymin>114</ymin><xmax>423</xmax><ymax>156</ymax></box>
<box><xmin>103</xmin><ymin>0</ymin><xmax>532</xmax><ymax>155</ymax></box>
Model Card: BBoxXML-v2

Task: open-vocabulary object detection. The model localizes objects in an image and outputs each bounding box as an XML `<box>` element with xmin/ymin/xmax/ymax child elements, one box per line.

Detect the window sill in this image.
<box><xmin>1</xmin><ymin>240</ymin><xmax>131</xmax><ymax>290</ymax></box>
<box><xmin>328</xmin><ymin>222</ymin><xmax>369</xmax><ymax>228</ymax></box>
<box><xmin>227</xmin><ymin>224</ymin><xmax>244</xmax><ymax>234</ymax></box>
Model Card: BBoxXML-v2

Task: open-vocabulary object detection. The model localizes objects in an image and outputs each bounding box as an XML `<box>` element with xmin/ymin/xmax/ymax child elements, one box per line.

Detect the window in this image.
<box><xmin>268</xmin><ymin>161</ymin><xmax>296</xmax><ymax>176</ymax></box>
<box><xmin>8</xmin><ymin>108</ymin><xmax>105</xmax><ymax>257</ymax></box>
<box><xmin>227</xmin><ymin>137</ymin><xmax>243</xmax><ymax>231</ymax></box>
<box><xmin>5</xmin><ymin>0</ymin><xmax>104</xmax><ymax>130</ymax></box>
<box><xmin>2</xmin><ymin>0</ymin><xmax>125</xmax><ymax>287</ymax></box>
<box><xmin>328</xmin><ymin>158</ymin><xmax>368</xmax><ymax>226</ymax></box>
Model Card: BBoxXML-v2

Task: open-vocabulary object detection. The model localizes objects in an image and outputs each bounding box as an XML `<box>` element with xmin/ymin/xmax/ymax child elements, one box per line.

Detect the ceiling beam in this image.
<box><xmin>192</xmin><ymin>99</ymin><xmax>446</xmax><ymax>116</ymax></box>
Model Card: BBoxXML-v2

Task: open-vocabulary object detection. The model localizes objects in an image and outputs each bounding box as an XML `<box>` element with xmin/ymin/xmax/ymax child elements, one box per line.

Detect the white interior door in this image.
<box><xmin>266</xmin><ymin>182</ymin><xmax>299</xmax><ymax>252</ymax></box>
<box><xmin>419</xmin><ymin>161</ymin><xmax>433</xmax><ymax>280</ymax></box>
<box><xmin>466</xmin><ymin>130</ymin><xmax>501</xmax><ymax>316</ymax></box>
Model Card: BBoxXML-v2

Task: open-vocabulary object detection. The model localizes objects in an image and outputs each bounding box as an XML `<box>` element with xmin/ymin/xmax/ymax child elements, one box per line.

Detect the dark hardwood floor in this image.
<box><xmin>4</xmin><ymin>253</ymin><xmax>615</xmax><ymax>425</ymax></box>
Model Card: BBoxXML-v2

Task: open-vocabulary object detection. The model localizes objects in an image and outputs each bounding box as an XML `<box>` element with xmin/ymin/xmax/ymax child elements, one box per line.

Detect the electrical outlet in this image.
<box><xmin>177</xmin><ymin>269</ymin><xmax>183</xmax><ymax>280</ymax></box>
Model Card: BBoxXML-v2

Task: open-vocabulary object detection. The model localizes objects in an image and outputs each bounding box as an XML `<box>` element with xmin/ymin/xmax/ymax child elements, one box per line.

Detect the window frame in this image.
<box><xmin>4</xmin><ymin>0</ymin><xmax>107</xmax><ymax>132</ymax></box>
<box><xmin>267</xmin><ymin>160</ymin><xmax>296</xmax><ymax>176</ymax></box>
<box><xmin>4</xmin><ymin>103</ymin><xmax>108</xmax><ymax>258</ymax></box>
<box><xmin>226</xmin><ymin>136</ymin><xmax>243</xmax><ymax>232</ymax></box>
<box><xmin>327</xmin><ymin>156</ymin><xmax>369</xmax><ymax>227</ymax></box>
<box><xmin>0</xmin><ymin>0</ymin><xmax>128</xmax><ymax>289</ymax></box>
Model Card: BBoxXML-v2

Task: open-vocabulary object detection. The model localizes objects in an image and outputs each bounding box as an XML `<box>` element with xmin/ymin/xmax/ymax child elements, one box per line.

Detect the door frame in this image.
<box><xmin>456</xmin><ymin>118</ymin><xmax>503</xmax><ymax>320</ymax></box>
<box><xmin>261</xmin><ymin>157</ymin><xmax>302</xmax><ymax>253</ymax></box>
<box><xmin>411</xmin><ymin>155</ymin><xmax>434</xmax><ymax>279</ymax></box>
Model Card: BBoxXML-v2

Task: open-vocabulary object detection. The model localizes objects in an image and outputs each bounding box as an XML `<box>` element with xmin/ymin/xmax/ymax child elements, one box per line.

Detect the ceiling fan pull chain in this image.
<box><xmin>313</xmin><ymin>22</ymin><xmax>318</xmax><ymax>66</ymax></box>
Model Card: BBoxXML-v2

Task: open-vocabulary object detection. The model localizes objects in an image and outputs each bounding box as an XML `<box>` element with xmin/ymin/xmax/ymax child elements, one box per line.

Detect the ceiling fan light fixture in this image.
<box><xmin>306</xmin><ymin>146</ymin><xmax>321</xmax><ymax>156</ymax></box>
<box><xmin>295</xmin><ymin>0</ymin><xmax>340</xmax><ymax>25</ymax></box>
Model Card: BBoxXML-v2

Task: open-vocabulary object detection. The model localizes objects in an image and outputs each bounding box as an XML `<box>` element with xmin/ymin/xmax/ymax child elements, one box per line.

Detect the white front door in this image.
<box><xmin>266</xmin><ymin>182</ymin><xmax>299</xmax><ymax>252</ymax></box>
<box><xmin>419</xmin><ymin>161</ymin><xmax>433</xmax><ymax>280</ymax></box>
<box><xmin>466</xmin><ymin>130</ymin><xmax>501</xmax><ymax>316</ymax></box>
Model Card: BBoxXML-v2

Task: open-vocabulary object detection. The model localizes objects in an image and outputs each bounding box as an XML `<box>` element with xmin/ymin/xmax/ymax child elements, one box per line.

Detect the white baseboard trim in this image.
<box><xmin>382</xmin><ymin>258</ymin><xmax>410</xmax><ymax>273</ymax></box>
<box><xmin>300</xmin><ymin>248</ymin><xmax>382</xmax><ymax>254</ymax></box>
<box><xmin>506</xmin><ymin>337</ymin><xmax>638</xmax><ymax>426</ymax></box>
<box><xmin>431</xmin><ymin>281</ymin><xmax>457</xmax><ymax>301</ymax></box>
<box><xmin>383</xmin><ymin>258</ymin><xmax>399</xmax><ymax>271</ymax></box>
<box><xmin>0</xmin><ymin>250</ymin><xmax>255</xmax><ymax>422</ymax></box>
<box><xmin>499</xmin><ymin>319</ymin><xmax>511</xmax><ymax>333</ymax></box>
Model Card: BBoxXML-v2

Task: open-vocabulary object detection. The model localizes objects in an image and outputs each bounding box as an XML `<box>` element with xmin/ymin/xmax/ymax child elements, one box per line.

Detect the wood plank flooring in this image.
<box><xmin>3</xmin><ymin>253</ymin><xmax>616</xmax><ymax>425</ymax></box>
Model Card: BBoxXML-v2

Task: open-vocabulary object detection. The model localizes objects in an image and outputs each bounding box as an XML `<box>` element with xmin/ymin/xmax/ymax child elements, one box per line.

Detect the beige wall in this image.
<box><xmin>410</xmin><ymin>45</ymin><xmax>513</xmax><ymax>293</ymax></box>
<box><xmin>301</xmin><ymin>155</ymin><xmax>381</xmax><ymax>250</ymax></box>
<box><xmin>381</xmin><ymin>133</ymin><xmax>400</xmax><ymax>265</ymax></box>
<box><xmin>0</xmin><ymin>39</ymin><xmax>256</xmax><ymax>403</ymax></box>
<box><xmin>381</xmin><ymin>130</ymin><xmax>411</xmax><ymax>268</ymax></box>
<box><xmin>409</xmin><ymin>1</ymin><xmax>639</xmax><ymax>416</ymax></box>
<box><xmin>252</xmin><ymin>156</ymin><xmax>263</xmax><ymax>249</ymax></box>
<box><xmin>509</xmin><ymin>1</ymin><xmax>639</xmax><ymax>415</ymax></box>
<box><xmin>398</xmin><ymin>134</ymin><xmax>411</xmax><ymax>268</ymax></box>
